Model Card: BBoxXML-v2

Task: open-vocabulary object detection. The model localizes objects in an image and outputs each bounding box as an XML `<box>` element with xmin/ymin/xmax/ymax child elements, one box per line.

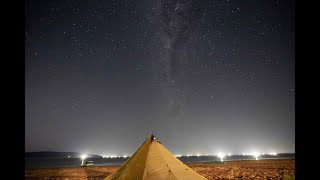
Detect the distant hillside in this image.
<box><xmin>25</xmin><ymin>151</ymin><xmax>102</xmax><ymax>158</ymax></box>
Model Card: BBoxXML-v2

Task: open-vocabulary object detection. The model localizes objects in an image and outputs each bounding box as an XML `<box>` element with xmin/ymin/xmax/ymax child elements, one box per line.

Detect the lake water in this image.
<box><xmin>25</xmin><ymin>154</ymin><xmax>294</xmax><ymax>169</ymax></box>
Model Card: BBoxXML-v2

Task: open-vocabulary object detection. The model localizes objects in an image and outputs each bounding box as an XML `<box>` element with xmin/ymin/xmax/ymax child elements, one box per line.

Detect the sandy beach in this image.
<box><xmin>25</xmin><ymin>159</ymin><xmax>295</xmax><ymax>180</ymax></box>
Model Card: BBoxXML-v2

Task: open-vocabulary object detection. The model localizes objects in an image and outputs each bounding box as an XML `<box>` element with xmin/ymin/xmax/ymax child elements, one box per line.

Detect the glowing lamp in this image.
<box><xmin>81</xmin><ymin>154</ymin><xmax>87</xmax><ymax>160</ymax></box>
<box><xmin>80</xmin><ymin>154</ymin><xmax>87</xmax><ymax>166</ymax></box>
<box><xmin>252</xmin><ymin>152</ymin><xmax>260</xmax><ymax>160</ymax></box>
<box><xmin>217</xmin><ymin>153</ymin><xmax>225</xmax><ymax>162</ymax></box>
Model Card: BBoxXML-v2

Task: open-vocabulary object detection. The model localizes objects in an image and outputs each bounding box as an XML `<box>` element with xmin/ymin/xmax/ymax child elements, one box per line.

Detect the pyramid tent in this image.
<box><xmin>105</xmin><ymin>134</ymin><xmax>207</xmax><ymax>180</ymax></box>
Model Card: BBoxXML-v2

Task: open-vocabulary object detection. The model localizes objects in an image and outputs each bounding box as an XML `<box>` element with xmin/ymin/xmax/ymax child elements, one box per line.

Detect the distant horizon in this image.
<box><xmin>25</xmin><ymin>150</ymin><xmax>295</xmax><ymax>155</ymax></box>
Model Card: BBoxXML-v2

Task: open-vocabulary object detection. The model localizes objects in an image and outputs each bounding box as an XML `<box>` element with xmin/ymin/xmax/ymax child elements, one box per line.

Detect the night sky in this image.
<box><xmin>25</xmin><ymin>0</ymin><xmax>295</xmax><ymax>156</ymax></box>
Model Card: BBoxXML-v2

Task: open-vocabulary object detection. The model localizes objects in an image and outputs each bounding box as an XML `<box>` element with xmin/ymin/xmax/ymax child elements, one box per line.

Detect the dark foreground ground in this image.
<box><xmin>25</xmin><ymin>159</ymin><xmax>295</xmax><ymax>180</ymax></box>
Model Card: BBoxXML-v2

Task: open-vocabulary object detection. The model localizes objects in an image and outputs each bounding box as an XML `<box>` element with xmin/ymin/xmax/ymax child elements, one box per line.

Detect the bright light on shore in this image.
<box><xmin>81</xmin><ymin>154</ymin><xmax>87</xmax><ymax>160</ymax></box>
<box><xmin>217</xmin><ymin>153</ymin><xmax>225</xmax><ymax>162</ymax></box>
<box><xmin>252</xmin><ymin>152</ymin><xmax>260</xmax><ymax>160</ymax></box>
<box><xmin>80</xmin><ymin>154</ymin><xmax>87</xmax><ymax>166</ymax></box>
<box><xmin>270</xmin><ymin>152</ymin><xmax>277</xmax><ymax>156</ymax></box>
<box><xmin>175</xmin><ymin>154</ymin><xmax>182</xmax><ymax>157</ymax></box>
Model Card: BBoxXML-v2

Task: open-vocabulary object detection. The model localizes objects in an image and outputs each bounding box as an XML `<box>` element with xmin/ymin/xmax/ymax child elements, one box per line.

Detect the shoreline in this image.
<box><xmin>25</xmin><ymin>159</ymin><xmax>295</xmax><ymax>179</ymax></box>
<box><xmin>25</xmin><ymin>156</ymin><xmax>295</xmax><ymax>169</ymax></box>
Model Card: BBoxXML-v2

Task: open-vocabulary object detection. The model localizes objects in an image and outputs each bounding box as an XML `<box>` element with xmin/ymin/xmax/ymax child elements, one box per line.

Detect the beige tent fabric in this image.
<box><xmin>105</xmin><ymin>134</ymin><xmax>207</xmax><ymax>180</ymax></box>
<box><xmin>142</xmin><ymin>140</ymin><xmax>207</xmax><ymax>180</ymax></box>
<box><xmin>105</xmin><ymin>135</ymin><xmax>152</xmax><ymax>180</ymax></box>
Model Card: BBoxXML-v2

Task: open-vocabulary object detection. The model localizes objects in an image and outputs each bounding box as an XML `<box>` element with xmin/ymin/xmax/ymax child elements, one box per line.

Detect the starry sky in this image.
<box><xmin>25</xmin><ymin>0</ymin><xmax>295</xmax><ymax>156</ymax></box>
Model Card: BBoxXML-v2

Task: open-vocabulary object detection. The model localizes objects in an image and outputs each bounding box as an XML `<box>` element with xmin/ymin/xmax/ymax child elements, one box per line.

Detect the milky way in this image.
<box><xmin>25</xmin><ymin>0</ymin><xmax>295</xmax><ymax>155</ymax></box>
<box><xmin>159</xmin><ymin>0</ymin><xmax>195</xmax><ymax>120</ymax></box>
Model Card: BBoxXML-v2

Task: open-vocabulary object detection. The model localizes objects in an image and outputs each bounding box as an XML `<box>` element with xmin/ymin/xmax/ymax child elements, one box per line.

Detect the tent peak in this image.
<box><xmin>105</xmin><ymin>133</ymin><xmax>207</xmax><ymax>180</ymax></box>
<box><xmin>149</xmin><ymin>134</ymin><xmax>160</xmax><ymax>143</ymax></box>
<box><xmin>149</xmin><ymin>133</ymin><xmax>155</xmax><ymax>140</ymax></box>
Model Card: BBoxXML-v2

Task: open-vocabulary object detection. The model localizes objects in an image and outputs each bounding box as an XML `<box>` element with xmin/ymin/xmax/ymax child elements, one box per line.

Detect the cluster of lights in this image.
<box><xmin>238</xmin><ymin>151</ymin><xmax>278</xmax><ymax>160</ymax></box>
<box><xmin>181</xmin><ymin>154</ymin><xmax>215</xmax><ymax>157</ymax></box>
<box><xmin>87</xmin><ymin>151</ymin><xmax>278</xmax><ymax>160</ymax></box>
<box><xmin>241</xmin><ymin>152</ymin><xmax>277</xmax><ymax>156</ymax></box>
<box><xmin>102</xmin><ymin>155</ymin><xmax>129</xmax><ymax>158</ymax></box>
<box><xmin>243</xmin><ymin>153</ymin><xmax>253</xmax><ymax>156</ymax></box>
<box><xmin>85</xmin><ymin>152</ymin><xmax>277</xmax><ymax>162</ymax></box>
<box><xmin>106</xmin><ymin>155</ymin><xmax>119</xmax><ymax>158</ymax></box>
<box><xmin>174</xmin><ymin>153</ymin><xmax>233</xmax><ymax>159</ymax></box>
